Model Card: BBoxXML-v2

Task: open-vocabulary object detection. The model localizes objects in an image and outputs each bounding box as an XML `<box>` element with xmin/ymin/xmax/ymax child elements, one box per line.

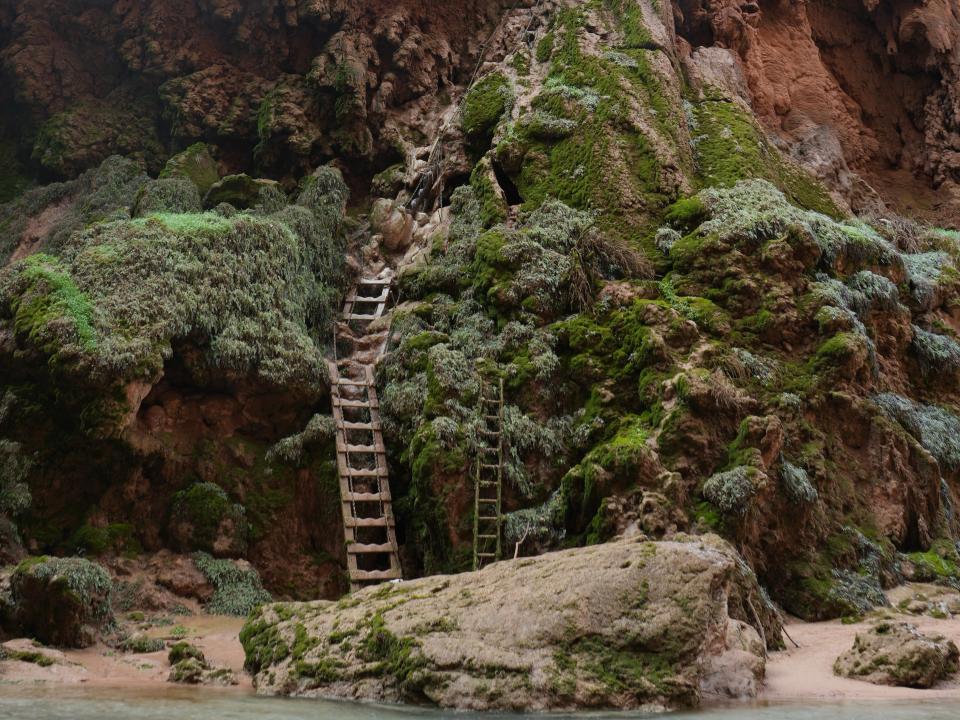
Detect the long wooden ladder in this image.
<box><xmin>330</xmin><ymin>276</ymin><xmax>402</xmax><ymax>591</ymax></box>
<box><xmin>473</xmin><ymin>376</ymin><xmax>504</xmax><ymax>571</ymax></box>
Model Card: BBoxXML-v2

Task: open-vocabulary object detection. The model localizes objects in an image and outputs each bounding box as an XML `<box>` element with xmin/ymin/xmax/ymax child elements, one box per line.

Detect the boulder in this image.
<box><xmin>241</xmin><ymin>535</ymin><xmax>780</xmax><ymax>711</ymax></box>
<box><xmin>834</xmin><ymin>622</ymin><xmax>959</xmax><ymax>688</ymax></box>
<box><xmin>160</xmin><ymin>143</ymin><xmax>221</xmax><ymax>195</ymax></box>
<box><xmin>10</xmin><ymin>557</ymin><xmax>115</xmax><ymax>648</ymax></box>
<box><xmin>203</xmin><ymin>174</ymin><xmax>281</xmax><ymax>210</ymax></box>
<box><xmin>167</xmin><ymin>641</ymin><xmax>237</xmax><ymax>686</ymax></box>
<box><xmin>370</xmin><ymin>198</ymin><xmax>414</xmax><ymax>252</ymax></box>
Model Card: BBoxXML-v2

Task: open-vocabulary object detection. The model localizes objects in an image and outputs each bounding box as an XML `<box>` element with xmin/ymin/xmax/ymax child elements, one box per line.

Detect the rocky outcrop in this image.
<box><xmin>834</xmin><ymin>621</ymin><xmax>960</xmax><ymax>688</ymax></box>
<box><xmin>0</xmin><ymin>0</ymin><xmax>529</xmax><ymax>185</ymax></box>
<box><xmin>10</xmin><ymin>557</ymin><xmax>114</xmax><ymax>648</ymax></box>
<box><xmin>675</xmin><ymin>0</ymin><xmax>960</xmax><ymax>223</ymax></box>
<box><xmin>241</xmin><ymin>535</ymin><xmax>780</xmax><ymax>711</ymax></box>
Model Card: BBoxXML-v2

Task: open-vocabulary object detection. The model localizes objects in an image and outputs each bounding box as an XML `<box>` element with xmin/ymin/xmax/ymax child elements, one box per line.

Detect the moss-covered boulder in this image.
<box><xmin>10</xmin><ymin>556</ymin><xmax>114</xmax><ymax>648</ymax></box>
<box><xmin>242</xmin><ymin>535</ymin><xmax>780</xmax><ymax>711</ymax></box>
<box><xmin>167</xmin><ymin>640</ymin><xmax>236</xmax><ymax>685</ymax></box>
<box><xmin>834</xmin><ymin>622</ymin><xmax>959</xmax><ymax>688</ymax></box>
<box><xmin>132</xmin><ymin>178</ymin><xmax>202</xmax><ymax>217</ymax></box>
<box><xmin>203</xmin><ymin>174</ymin><xmax>282</xmax><ymax>210</ymax></box>
<box><xmin>160</xmin><ymin>143</ymin><xmax>220</xmax><ymax>195</ymax></box>
<box><xmin>169</xmin><ymin>482</ymin><xmax>248</xmax><ymax>557</ymax></box>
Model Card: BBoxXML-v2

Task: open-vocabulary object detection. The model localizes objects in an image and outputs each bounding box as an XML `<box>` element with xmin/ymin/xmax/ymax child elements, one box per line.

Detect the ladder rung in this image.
<box><xmin>480</xmin><ymin>463</ymin><xmax>499</xmax><ymax>469</ymax></box>
<box><xmin>346</xmin><ymin>313</ymin><xmax>379</xmax><ymax>321</ymax></box>
<box><xmin>349</xmin><ymin>291</ymin><xmax>390</xmax><ymax>303</ymax></box>
<box><xmin>479</xmin><ymin>480</ymin><xmax>498</xmax><ymax>486</ymax></box>
<box><xmin>478</xmin><ymin>516</ymin><xmax>499</xmax><ymax>521</ymax></box>
<box><xmin>359</xmin><ymin>278</ymin><xmax>392</xmax><ymax>286</ymax></box>
<box><xmin>345</xmin><ymin>517</ymin><xmax>392</xmax><ymax>528</ymax></box>
<box><xmin>479</xmin><ymin>429</ymin><xmax>500</xmax><ymax>436</ymax></box>
<box><xmin>347</xmin><ymin>543</ymin><xmax>395</xmax><ymax>554</ymax></box>
<box><xmin>346</xmin><ymin>444</ymin><xmax>378</xmax><ymax>453</ymax></box>
<box><xmin>345</xmin><ymin>468</ymin><xmax>387</xmax><ymax>477</ymax></box>
<box><xmin>477</xmin><ymin>534</ymin><xmax>498</xmax><ymax>539</ymax></box>
<box><xmin>484</xmin><ymin>415</ymin><xmax>499</xmax><ymax>420</ymax></box>
<box><xmin>334</xmin><ymin>398</ymin><xmax>372</xmax><ymax>408</ymax></box>
<box><xmin>337</xmin><ymin>379</ymin><xmax>369</xmax><ymax>387</ymax></box>
<box><xmin>351</xmin><ymin>569</ymin><xmax>402</xmax><ymax>581</ymax></box>
<box><xmin>342</xmin><ymin>421</ymin><xmax>378</xmax><ymax>430</ymax></box>
<box><xmin>344</xmin><ymin>491</ymin><xmax>391</xmax><ymax>502</ymax></box>
<box><xmin>477</xmin><ymin>498</ymin><xmax>498</xmax><ymax>503</ymax></box>
<box><xmin>477</xmin><ymin>553</ymin><xmax>497</xmax><ymax>558</ymax></box>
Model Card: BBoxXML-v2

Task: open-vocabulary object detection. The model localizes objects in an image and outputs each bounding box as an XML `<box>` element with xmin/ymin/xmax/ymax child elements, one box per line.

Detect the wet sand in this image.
<box><xmin>763</xmin><ymin>585</ymin><xmax>960</xmax><ymax>702</ymax></box>
<box><xmin>0</xmin><ymin>614</ymin><xmax>249</xmax><ymax>690</ymax></box>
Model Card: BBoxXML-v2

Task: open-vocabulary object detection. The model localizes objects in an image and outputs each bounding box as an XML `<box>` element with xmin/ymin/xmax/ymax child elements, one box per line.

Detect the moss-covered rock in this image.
<box><xmin>169</xmin><ymin>483</ymin><xmax>248</xmax><ymax>557</ymax></box>
<box><xmin>10</xmin><ymin>556</ymin><xmax>114</xmax><ymax>647</ymax></box>
<box><xmin>243</xmin><ymin>536</ymin><xmax>780</xmax><ymax>710</ymax></box>
<box><xmin>834</xmin><ymin>622</ymin><xmax>959</xmax><ymax>688</ymax></box>
<box><xmin>160</xmin><ymin>143</ymin><xmax>220</xmax><ymax>195</ymax></box>
<box><xmin>203</xmin><ymin>174</ymin><xmax>282</xmax><ymax>210</ymax></box>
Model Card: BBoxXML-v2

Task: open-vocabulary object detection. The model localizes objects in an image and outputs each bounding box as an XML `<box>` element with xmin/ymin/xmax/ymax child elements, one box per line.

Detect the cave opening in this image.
<box><xmin>493</xmin><ymin>159</ymin><xmax>523</xmax><ymax>206</ymax></box>
<box><xmin>674</xmin><ymin>0</ymin><xmax>716</xmax><ymax>48</ymax></box>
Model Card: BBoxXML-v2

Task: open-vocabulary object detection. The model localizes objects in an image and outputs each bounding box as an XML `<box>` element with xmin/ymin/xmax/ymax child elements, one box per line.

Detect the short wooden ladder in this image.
<box><xmin>473</xmin><ymin>376</ymin><xmax>504</xmax><ymax>571</ymax></box>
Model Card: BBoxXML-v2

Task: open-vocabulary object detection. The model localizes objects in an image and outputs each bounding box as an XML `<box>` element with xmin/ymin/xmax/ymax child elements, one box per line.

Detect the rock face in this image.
<box><xmin>241</xmin><ymin>535</ymin><xmax>780</xmax><ymax>711</ymax></box>
<box><xmin>10</xmin><ymin>557</ymin><xmax>115</xmax><ymax>648</ymax></box>
<box><xmin>675</xmin><ymin>0</ymin><xmax>960</xmax><ymax>224</ymax></box>
<box><xmin>833</xmin><ymin>621</ymin><xmax>960</xmax><ymax>688</ymax></box>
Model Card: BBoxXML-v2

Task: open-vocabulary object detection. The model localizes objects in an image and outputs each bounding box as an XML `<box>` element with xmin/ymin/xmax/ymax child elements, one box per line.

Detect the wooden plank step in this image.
<box><xmin>344</xmin><ymin>468</ymin><xmax>387</xmax><ymax>478</ymax></box>
<box><xmin>334</xmin><ymin>398</ymin><xmax>374</xmax><ymax>408</ymax></box>
<box><xmin>348</xmin><ymin>291</ymin><xmax>390</xmax><ymax>303</ymax></box>
<box><xmin>344</xmin><ymin>516</ymin><xmax>393</xmax><ymax>528</ymax></box>
<box><xmin>347</xmin><ymin>543</ymin><xmax>396</xmax><ymax>554</ymax></box>
<box><xmin>336</xmin><ymin>379</ymin><xmax>370</xmax><ymax>387</ymax></box>
<box><xmin>344</xmin><ymin>491</ymin><xmax>391</xmax><ymax>502</ymax></box>
<box><xmin>351</xmin><ymin>569</ymin><xmax>402</xmax><ymax>581</ymax></box>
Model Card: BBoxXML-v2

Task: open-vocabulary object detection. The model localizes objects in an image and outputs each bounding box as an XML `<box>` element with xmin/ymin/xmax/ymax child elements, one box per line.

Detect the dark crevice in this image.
<box><xmin>492</xmin><ymin>159</ymin><xmax>523</xmax><ymax>206</ymax></box>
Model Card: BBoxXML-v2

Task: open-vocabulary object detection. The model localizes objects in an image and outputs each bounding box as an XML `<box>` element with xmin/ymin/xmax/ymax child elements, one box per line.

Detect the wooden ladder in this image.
<box><xmin>330</xmin><ymin>276</ymin><xmax>402</xmax><ymax>592</ymax></box>
<box><xmin>473</xmin><ymin>376</ymin><xmax>504</xmax><ymax>571</ymax></box>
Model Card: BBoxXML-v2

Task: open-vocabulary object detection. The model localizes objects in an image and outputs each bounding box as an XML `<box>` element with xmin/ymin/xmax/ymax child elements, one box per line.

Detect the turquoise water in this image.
<box><xmin>0</xmin><ymin>687</ymin><xmax>959</xmax><ymax>720</ymax></box>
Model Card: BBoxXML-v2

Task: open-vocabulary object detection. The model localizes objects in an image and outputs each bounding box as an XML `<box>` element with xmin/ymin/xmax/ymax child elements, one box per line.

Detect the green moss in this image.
<box><xmin>171</xmin><ymin>482</ymin><xmax>245</xmax><ymax>553</ymax></box>
<box><xmin>359</xmin><ymin>613</ymin><xmax>429</xmax><ymax>693</ymax></box>
<box><xmin>7</xmin><ymin>254</ymin><xmax>97</xmax><ymax>356</ymax></box>
<box><xmin>6</xmin><ymin>649</ymin><xmax>56</xmax><ymax>667</ymax></box>
<box><xmin>192</xmin><ymin>552</ymin><xmax>271</xmax><ymax>616</ymax></box>
<box><xmin>462</xmin><ymin>73</ymin><xmax>513</xmax><ymax>147</ymax></box>
<box><xmin>602</xmin><ymin>0</ymin><xmax>655</xmax><ymax>49</ymax></box>
<box><xmin>689</xmin><ymin>97</ymin><xmax>839</xmax><ymax>216</ymax></box>
<box><xmin>159</xmin><ymin>143</ymin><xmax>220</xmax><ymax>195</ymax></box>
<box><xmin>470</xmin><ymin>158</ymin><xmax>508</xmax><ymax>228</ymax></box>
<box><xmin>814</xmin><ymin>332</ymin><xmax>862</xmax><ymax>371</ymax></box>
<box><xmin>0</xmin><ymin>167</ymin><xmax>348</xmax><ymax>395</ymax></box>
<box><xmin>239</xmin><ymin>618</ymin><xmax>290</xmax><ymax>673</ymax></box>
<box><xmin>69</xmin><ymin>523</ymin><xmax>141</xmax><ymax>557</ymax></box>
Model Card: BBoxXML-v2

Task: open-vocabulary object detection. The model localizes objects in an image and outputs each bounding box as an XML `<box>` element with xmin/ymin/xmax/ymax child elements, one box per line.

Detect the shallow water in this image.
<box><xmin>1</xmin><ymin>686</ymin><xmax>960</xmax><ymax>720</ymax></box>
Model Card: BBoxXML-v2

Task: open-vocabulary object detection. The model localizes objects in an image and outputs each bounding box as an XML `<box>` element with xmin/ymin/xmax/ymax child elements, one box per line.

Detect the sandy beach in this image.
<box><xmin>763</xmin><ymin>584</ymin><xmax>960</xmax><ymax>702</ymax></box>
